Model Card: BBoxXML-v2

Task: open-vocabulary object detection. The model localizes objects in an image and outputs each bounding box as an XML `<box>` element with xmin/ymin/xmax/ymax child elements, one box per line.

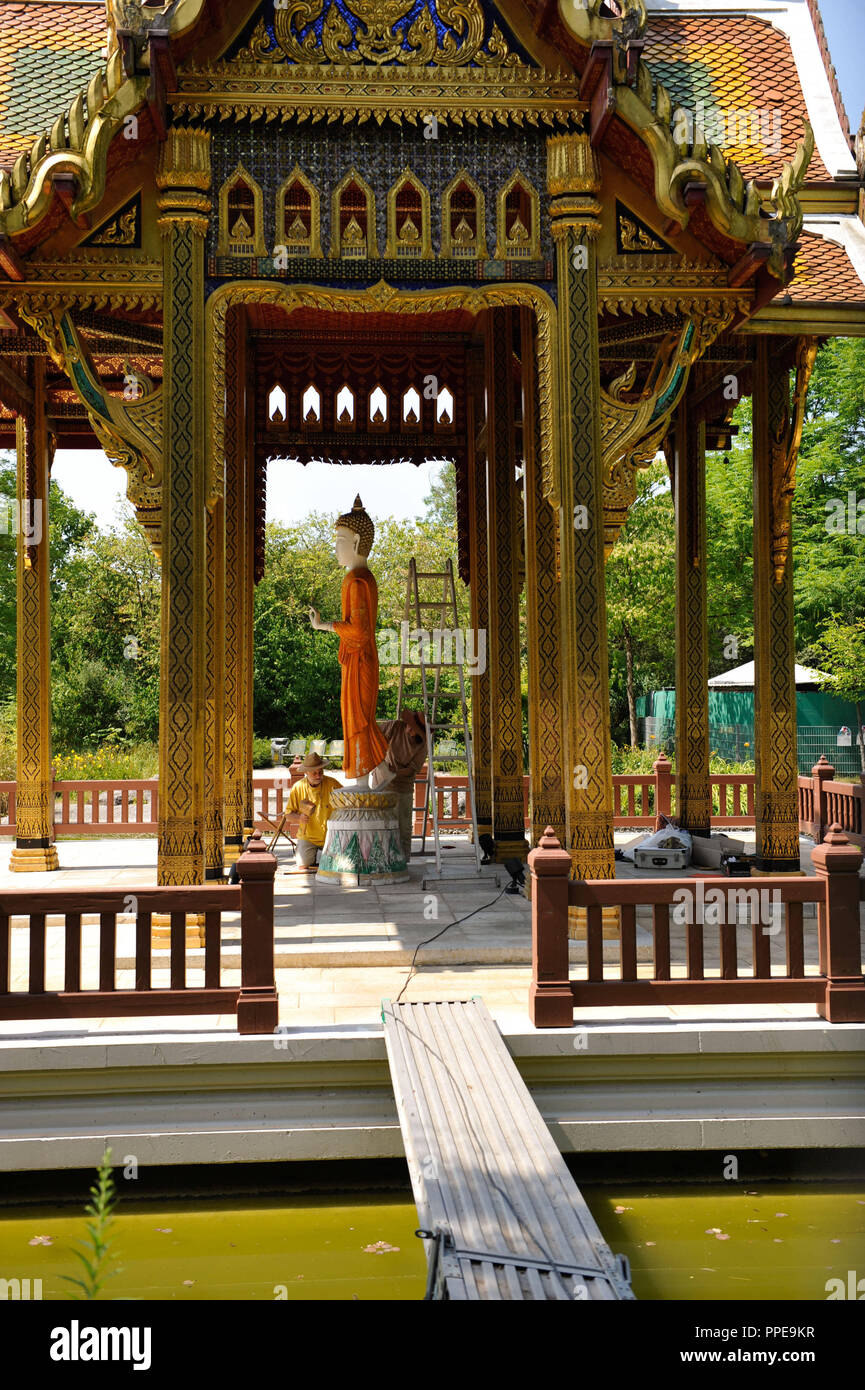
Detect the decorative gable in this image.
<box><xmin>235</xmin><ymin>0</ymin><xmax>528</xmax><ymax>68</ymax></box>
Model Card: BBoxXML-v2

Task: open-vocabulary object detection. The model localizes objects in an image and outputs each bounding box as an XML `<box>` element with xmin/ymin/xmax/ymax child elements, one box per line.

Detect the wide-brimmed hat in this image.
<box><xmin>301</xmin><ymin>751</ymin><xmax>325</xmax><ymax>769</ymax></box>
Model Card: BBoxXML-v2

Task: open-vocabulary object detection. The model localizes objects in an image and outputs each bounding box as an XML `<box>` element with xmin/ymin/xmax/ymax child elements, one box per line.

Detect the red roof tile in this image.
<box><xmin>0</xmin><ymin>1</ymin><xmax>106</xmax><ymax>170</ymax></box>
<box><xmin>642</xmin><ymin>13</ymin><xmax>831</xmax><ymax>182</ymax></box>
<box><xmin>787</xmin><ymin>231</ymin><xmax>865</xmax><ymax>304</ymax></box>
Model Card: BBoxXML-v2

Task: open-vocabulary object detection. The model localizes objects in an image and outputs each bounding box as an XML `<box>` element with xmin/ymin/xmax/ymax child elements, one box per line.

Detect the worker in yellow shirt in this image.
<box><xmin>287</xmin><ymin>751</ymin><xmax>340</xmax><ymax>872</ymax></box>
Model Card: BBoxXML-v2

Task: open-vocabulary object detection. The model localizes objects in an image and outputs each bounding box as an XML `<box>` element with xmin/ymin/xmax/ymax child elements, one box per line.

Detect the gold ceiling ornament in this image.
<box><xmin>330</xmin><ymin>168</ymin><xmax>379</xmax><ymax>258</ymax></box>
<box><xmin>619</xmin><ymin>214</ymin><xmax>665</xmax><ymax>254</ymax></box>
<box><xmin>173</xmin><ymin>62</ymin><xmax>585</xmax><ymax>128</ymax></box>
<box><xmin>601</xmin><ymin>305</ymin><xmax>734</xmax><ymax>555</ymax></box>
<box><xmin>18</xmin><ymin>300</ymin><xmax>164</xmax><ymax>547</ymax></box>
<box><xmin>276</xmin><ymin>164</ymin><xmax>323</xmax><ymax>259</ymax></box>
<box><xmin>216</xmin><ymin>160</ymin><xmax>267</xmax><ymax>257</ymax></box>
<box><xmin>242</xmin><ymin>0</ymin><xmax>520</xmax><ymax>67</ymax></box>
<box><xmin>385</xmin><ymin>169</ymin><xmax>433</xmax><ymax>259</ymax></box>
<box><xmin>613</xmin><ymin>51</ymin><xmax>813</xmax><ymax>278</ymax></box>
<box><xmin>770</xmin><ymin>334</ymin><xmax>819</xmax><ymax>585</ymax></box>
<box><xmin>597</xmin><ymin>253</ymin><xmax>751</xmax><ymax>320</ymax></box>
<box><xmin>207</xmin><ymin>279</ymin><xmax>558</xmax><ymax>509</ymax></box>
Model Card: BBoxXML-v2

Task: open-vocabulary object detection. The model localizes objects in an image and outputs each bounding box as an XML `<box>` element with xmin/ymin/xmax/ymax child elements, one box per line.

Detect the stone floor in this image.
<box><xmin>0</xmin><ymin>829</ymin><xmax>862</xmax><ymax>1040</ymax></box>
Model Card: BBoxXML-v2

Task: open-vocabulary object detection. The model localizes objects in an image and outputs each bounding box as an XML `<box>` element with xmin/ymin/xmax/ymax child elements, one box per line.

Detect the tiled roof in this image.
<box><xmin>642</xmin><ymin>13</ymin><xmax>831</xmax><ymax>181</ymax></box>
<box><xmin>787</xmin><ymin>230</ymin><xmax>865</xmax><ymax>304</ymax></box>
<box><xmin>0</xmin><ymin>1</ymin><xmax>106</xmax><ymax>171</ymax></box>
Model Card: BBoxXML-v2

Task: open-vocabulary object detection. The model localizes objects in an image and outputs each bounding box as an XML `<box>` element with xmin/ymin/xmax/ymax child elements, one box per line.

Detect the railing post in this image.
<box><xmin>812</xmin><ymin>755</ymin><xmax>835</xmax><ymax>843</ymax></box>
<box><xmin>528</xmin><ymin>826</ymin><xmax>573</xmax><ymax>1027</ymax></box>
<box><xmin>235</xmin><ymin>831</ymin><xmax>279</xmax><ymax>1035</ymax></box>
<box><xmin>653</xmin><ymin>754</ymin><xmax>672</xmax><ymax>829</ymax></box>
<box><xmin>288</xmin><ymin>756</ymin><xmax>304</xmax><ymax>788</ymax></box>
<box><xmin>811</xmin><ymin>824</ymin><xmax>865</xmax><ymax>1023</ymax></box>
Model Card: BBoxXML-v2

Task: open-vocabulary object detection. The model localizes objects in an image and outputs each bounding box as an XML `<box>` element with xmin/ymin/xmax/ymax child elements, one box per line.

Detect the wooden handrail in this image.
<box><xmin>0</xmin><ymin>833</ymin><xmax>278</xmax><ymax>1034</ymax></box>
<box><xmin>1</xmin><ymin>763</ymin><xmax>861</xmax><ymax>846</ymax></box>
<box><xmin>528</xmin><ymin>824</ymin><xmax>865</xmax><ymax>1028</ymax></box>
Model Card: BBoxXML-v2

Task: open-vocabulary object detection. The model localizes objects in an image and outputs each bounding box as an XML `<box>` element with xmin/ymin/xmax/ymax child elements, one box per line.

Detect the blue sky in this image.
<box><xmin>820</xmin><ymin>0</ymin><xmax>864</xmax><ymax>130</ymax></box>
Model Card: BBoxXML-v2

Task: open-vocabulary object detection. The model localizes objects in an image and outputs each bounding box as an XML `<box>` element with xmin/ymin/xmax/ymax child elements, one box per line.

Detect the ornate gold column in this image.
<box><xmin>242</xmin><ymin>345</ymin><xmax>256</xmax><ymax>838</ymax></box>
<box><xmin>222</xmin><ymin>308</ymin><xmax>246</xmax><ymax>865</ymax></box>
<box><xmin>466</xmin><ymin>346</ymin><xmax>492</xmax><ymax>840</ymax></box>
<box><xmin>672</xmin><ymin>389</ymin><xmax>711</xmax><ymax>836</ymax></box>
<box><xmin>204</xmin><ymin>496</ymin><xmax>225</xmax><ymax>878</ymax></box>
<box><xmin>483</xmin><ymin>307</ymin><xmax>528</xmax><ymax>860</ymax></box>
<box><xmin>521</xmin><ymin>306</ymin><xmax>565</xmax><ymax>848</ymax></box>
<box><xmin>753</xmin><ymin>336</ymin><xmax>817</xmax><ymax>872</ymax></box>
<box><xmin>547</xmin><ymin>133</ymin><xmax>614</xmax><ymax>881</ymax></box>
<box><xmin>156</xmin><ymin>128</ymin><xmax>211</xmax><ymax>885</ymax></box>
<box><xmin>10</xmin><ymin>361</ymin><xmax>58</xmax><ymax>872</ymax></box>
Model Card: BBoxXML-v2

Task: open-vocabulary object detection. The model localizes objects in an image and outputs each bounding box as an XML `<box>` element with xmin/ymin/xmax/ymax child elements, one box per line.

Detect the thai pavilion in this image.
<box><xmin>1</xmin><ymin>0</ymin><xmax>863</xmax><ymax>886</ymax></box>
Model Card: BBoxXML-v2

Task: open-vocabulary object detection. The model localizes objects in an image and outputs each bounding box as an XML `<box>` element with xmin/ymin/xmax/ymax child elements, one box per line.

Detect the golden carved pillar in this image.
<box><xmin>483</xmin><ymin>307</ymin><xmax>528</xmax><ymax>860</ymax></box>
<box><xmin>547</xmin><ymin>133</ymin><xmax>614</xmax><ymax>881</ymax></box>
<box><xmin>521</xmin><ymin>306</ymin><xmax>565</xmax><ymax>848</ymax></box>
<box><xmin>155</xmin><ymin>128</ymin><xmax>211</xmax><ymax>886</ymax></box>
<box><xmin>753</xmin><ymin>336</ymin><xmax>817</xmax><ymax>872</ymax></box>
<box><xmin>242</xmin><ymin>346</ymin><xmax>256</xmax><ymax>838</ymax></box>
<box><xmin>204</xmin><ymin>496</ymin><xmax>225</xmax><ymax>879</ymax></box>
<box><xmin>10</xmin><ymin>362</ymin><xmax>58</xmax><ymax>872</ymax></box>
<box><xmin>466</xmin><ymin>346</ymin><xmax>492</xmax><ymax>840</ymax></box>
<box><xmin>672</xmin><ymin>389</ymin><xmax>711</xmax><ymax>836</ymax></box>
<box><xmin>222</xmin><ymin>308</ymin><xmax>246</xmax><ymax>865</ymax></box>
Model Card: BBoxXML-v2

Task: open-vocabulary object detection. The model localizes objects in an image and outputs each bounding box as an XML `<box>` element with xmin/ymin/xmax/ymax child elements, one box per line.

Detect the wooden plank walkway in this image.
<box><xmin>382</xmin><ymin>998</ymin><xmax>635</xmax><ymax>1300</ymax></box>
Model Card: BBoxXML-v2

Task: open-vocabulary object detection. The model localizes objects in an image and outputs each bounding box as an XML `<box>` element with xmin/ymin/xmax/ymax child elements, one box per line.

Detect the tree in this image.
<box><xmin>51</xmin><ymin>517</ymin><xmax>161</xmax><ymax>746</ymax></box>
<box><xmin>807</xmin><ymin>617</ymin><xmax>865</xmax><ymax>771</ymax></box>
<box><xmin>0</xmin><ymin>454</ymin><xmax>94</xmax><ymax>707</ymax></box>
<box><xmin>605</xmin><ymin>461</ymin><xmax>676</xmax><ymax>745</ymax></box>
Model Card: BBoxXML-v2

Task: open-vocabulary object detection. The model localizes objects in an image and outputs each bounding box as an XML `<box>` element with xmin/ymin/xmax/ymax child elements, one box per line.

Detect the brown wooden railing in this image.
<box><xmin>528</xmin><ymin>824</ymin><xmax>865</xmax><ymax>1027</ymax></box>
<box><xmin>2</xmin><ymin>757</ymin><xmax>861</xmax><ymax>846</ymax></box>
<box><xmin>0</xmin><ymin>835</ymin><xmax>278</xmax><ymax>1034</ymax></box>
<box><xmin>0</xmin><ymin>779</ymin><xmax>159</xmax><ymax>836</ymax></box>
<box><xmin>798</xmin><ymin>757</ymin><xmax>864</xmax><ymax>847</ymax></box>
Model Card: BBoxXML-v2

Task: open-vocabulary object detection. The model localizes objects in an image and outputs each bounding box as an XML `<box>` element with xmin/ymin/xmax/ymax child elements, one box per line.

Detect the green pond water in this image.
<box><xmin>0</xmin><ymin>1184</ymin><xmax>862</xmax><ymax>1301</ymax></box>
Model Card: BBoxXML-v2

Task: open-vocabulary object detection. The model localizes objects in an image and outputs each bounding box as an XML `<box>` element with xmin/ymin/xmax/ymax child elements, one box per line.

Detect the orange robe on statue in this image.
<box><xmin>332</xmin><ymin>567</ymin><xmax>388</xmax><ymax>780</ymax></box>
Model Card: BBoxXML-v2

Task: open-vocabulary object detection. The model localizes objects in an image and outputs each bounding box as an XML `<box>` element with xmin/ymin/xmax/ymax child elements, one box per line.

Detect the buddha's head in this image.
<box><xmin>335</xmin><ymin>495</ymin><xmax>374</xmax><ymax>566</ymax></box>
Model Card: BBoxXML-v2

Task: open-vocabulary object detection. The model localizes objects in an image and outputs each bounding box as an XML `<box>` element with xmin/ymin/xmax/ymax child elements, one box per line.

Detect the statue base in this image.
<box><xmin>317</xmin><ymin>789</ymin><xmax>409</xmax><ymax>885</ymax></box>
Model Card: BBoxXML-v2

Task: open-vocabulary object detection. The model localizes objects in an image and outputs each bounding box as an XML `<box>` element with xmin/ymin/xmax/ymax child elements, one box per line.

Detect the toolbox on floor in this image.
<box><xmin>634</xmin><ymin>847</ymin><xmax>689</xmax><ymax>870</ymax></box>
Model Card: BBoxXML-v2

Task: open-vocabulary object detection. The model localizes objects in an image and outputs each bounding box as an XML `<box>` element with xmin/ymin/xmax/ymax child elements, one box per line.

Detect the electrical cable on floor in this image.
<box><xmin>395</xmin><ymin>883</ymin><xmax>510</xmax><ymax>1004</ymax></box>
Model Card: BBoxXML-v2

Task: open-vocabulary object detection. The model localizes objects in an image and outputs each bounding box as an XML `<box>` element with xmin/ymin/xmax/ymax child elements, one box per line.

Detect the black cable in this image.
<box><xmin>395</xmin><ymin>883</ymin><xmax>509</xmax><ymax>1004</ymax></box>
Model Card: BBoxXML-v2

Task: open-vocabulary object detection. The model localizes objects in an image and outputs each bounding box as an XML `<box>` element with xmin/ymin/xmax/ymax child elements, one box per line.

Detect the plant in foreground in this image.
<box><xmin>61</xmin><ymin>1148</ymin><xmax>122</xmax><ymax>1299</ymax></box>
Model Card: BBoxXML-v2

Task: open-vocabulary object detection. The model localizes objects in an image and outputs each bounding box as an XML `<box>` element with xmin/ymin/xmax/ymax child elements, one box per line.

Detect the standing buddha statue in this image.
<box><xmin>309</xmin><ymin>496</ymin><xmax>389</xmax><ymax>784</ymax></box>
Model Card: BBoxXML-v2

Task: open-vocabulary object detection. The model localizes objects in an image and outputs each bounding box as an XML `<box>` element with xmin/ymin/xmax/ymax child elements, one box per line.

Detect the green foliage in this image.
<box><xmin>605</xmin><ymin>338</ymin><xmax>865</xmax><ymax>744</ymax></box>
<box><xmin>252</xmin><ymin>736</ymin><xmax>274</xmax><ymax>768</ymax></box>
<box><xmin>51</xmin><ymin>518</ymin><xmax>161</xmax><ymax>745</ymax></box>
<box><xmin>53</xmin><ymin>742</ymin><xmax>159</xmax><ymax>781</ymax></box>
<box><xmin>0</xmin><ymin>456</ymin><xmax>96</xmax><ymax>707</ymax></box>
<box><xmin>61</xmin><ymin>1149</ymin><xmax>121</xmax><ymax>1300</ymax></box>
<box><xmin>806</xmin><ymin>616</ymin><xmax>865</xmax><ymax>769</ymax></box>
<box><xmin>606</xmin><ymin>461</ymin><xmax>676</xmax><ymax>744</ymax></box>
<box><xmin>0</xmin><ymin>700</ymin><xmax>14</xmax><ymax>780</ymax></box>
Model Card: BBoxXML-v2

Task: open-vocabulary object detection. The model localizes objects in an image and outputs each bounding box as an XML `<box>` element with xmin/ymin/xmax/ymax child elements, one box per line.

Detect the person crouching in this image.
<box><xmin>287</xmin><ymin>751</ymin><xmax>339</xmax><ymax>872</ymax></box>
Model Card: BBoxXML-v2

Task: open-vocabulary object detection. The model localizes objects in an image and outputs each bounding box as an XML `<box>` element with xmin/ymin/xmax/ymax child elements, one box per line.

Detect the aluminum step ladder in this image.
<box><xmin>396</xmin><ymin>558</ymin><xmax>483</xmax><ymax>882</ymax></box>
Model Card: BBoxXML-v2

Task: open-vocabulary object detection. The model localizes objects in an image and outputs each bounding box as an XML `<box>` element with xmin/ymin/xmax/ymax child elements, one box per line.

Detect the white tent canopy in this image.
<box><xmin>707</xmin><ymin>661</ymin><xmax>830</xmax><ymax>689</ymax></box>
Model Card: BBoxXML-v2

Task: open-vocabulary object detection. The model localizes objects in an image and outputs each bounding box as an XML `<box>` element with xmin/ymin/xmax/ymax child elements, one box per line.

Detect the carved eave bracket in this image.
<box><xmin>18</xmin><ymin>301</ymin><xmax>164</xmax><ymax>549</ymax></box>
<box><xmin>770</xmin><ymin>335</ymin><xmax>818</xmax><ymax>585</ymax></box>
<box><xmin>601</xmin><ymin>305</ymin><xmax>734</xmax><ymax>555</ymax></box>
<box><xmin>608</xmin><ymin>56</ymin><xmax>813</xmax><ymax>281</ymax></box>
<box><xmin>0</xmin><ymin>0</ymin><xmax>211</xmax><ymax>241</ymax></box>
